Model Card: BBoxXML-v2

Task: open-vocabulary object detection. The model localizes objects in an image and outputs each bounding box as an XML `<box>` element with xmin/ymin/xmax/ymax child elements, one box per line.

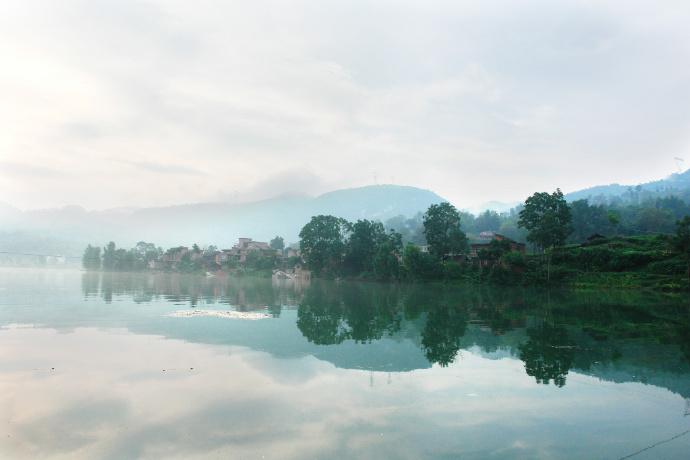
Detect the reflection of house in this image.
<box><xmin>272</xmin><ymin>265</ymin><xmax>311</xmax><ymax>282</ymax></box>
<box><xmin>468</xmin><ymin>232</ymin><xmax>525</xmax><ymax>259</ymax></box>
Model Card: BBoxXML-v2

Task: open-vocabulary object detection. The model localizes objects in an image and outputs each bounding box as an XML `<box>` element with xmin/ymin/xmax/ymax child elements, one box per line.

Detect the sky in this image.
<box><xmin>1</xmin><ymin>0</ymin><xmax>690</xmax><ymax>211</ymax></box>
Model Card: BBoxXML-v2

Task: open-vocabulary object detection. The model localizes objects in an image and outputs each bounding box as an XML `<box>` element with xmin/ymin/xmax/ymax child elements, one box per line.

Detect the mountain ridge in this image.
<box><xmin>3</xmin><ymin>169</ymin><xmax>690</xmax><ymax>256</ymax></box>
<box><xmin>1</xmin><ymin>185</ymin><xmax>447</xmax><ymax>251</ymax></box>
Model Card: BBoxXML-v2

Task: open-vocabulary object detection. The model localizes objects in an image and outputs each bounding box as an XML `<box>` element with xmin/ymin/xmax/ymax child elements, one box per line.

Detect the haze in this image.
<box><xmin>2</xmin><ymin>0</ymin><xmax>690</xmax><ymax>211</ymax></box>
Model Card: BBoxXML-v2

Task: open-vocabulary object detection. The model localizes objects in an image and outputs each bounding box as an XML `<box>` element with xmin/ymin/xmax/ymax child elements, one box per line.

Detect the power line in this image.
<box><xmin>617</xmin><ymin>428</ymin><xmax>690</xmax><ymax>460</ymax></box>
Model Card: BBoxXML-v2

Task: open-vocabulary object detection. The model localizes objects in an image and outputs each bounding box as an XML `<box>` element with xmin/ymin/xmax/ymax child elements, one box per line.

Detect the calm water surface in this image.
<box><xmin>1</xmin><ymin>268</ymin><xmax>690</xmax><ymax>459</ymax></box>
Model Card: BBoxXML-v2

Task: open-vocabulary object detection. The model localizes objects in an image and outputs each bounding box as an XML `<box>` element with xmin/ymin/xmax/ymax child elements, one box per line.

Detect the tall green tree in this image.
<box><xmin>402</xmin><ymin>244</ymin><xmax>442</xmax><ymax>280</ymax></box>
<box><xmin>569</xmin><ymin>199</ymin><xmax>613</xmax><ymax>242</ymax></box>
<box><xmin>673</xmin><ymin>216</ymin><xmax>690</xmax><ymax>283</ymax></box>
<box><xmin>299</xmin><ymin>215</ymin><xmax>350</xmax><ymax>276</ymax></box>
<box><xmin>270</xmin><ymin>236</ymin><xmax>285</xmax><ymax>251</ymax></box>
<box><xmin>474</xmin><ymin>210</ymin><xmax>502</xmax><ymax>232</ymax></box>
<box><xmin>518</xmin><ymin>189</ymin><xmax>572</xmax><ymax>281</ymax></box>
<box><xmin>518</xmin><ymin>189</ymin><xmax>572</xmax><ymax>251</ymax></box>
<box><xmin>344</xmin><ymin>219</ymin><xmax>387</xmax><ymax>274</ymax></box>
<box><xmin>373</xmin><ymin>230</ymin><xmax>403</xmax><ymax>280</ymax></box>
<box><xmin>102</xmin><ymin>241</ymin><xmax>117</xmax><ymax>270</ymax></box>
<box><xmin>423</xmin><ymin>203</ymin><xmax>468</xmax><ymax>259</ymax></box>
<box><xmin>82</xmin><ymin>245</ymin><xmax>101</xmax><ymax>270</ymax></box>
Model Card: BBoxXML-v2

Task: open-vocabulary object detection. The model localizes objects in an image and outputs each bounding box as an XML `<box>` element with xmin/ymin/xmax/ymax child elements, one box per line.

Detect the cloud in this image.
<box><xmin>0</xmin><ymin>162</ymin><xmax>67</xmax><ymax>178</ymax></box>
<box><xmin>121</xmin><ymin>160</ymin><xmax>207</xmax><ymax>176</ymax></box>
<box><xmin>1</xmin><ymin>0</ymin><xmax>689</xmax><ymax>210</ymax></box>
<box><xmin>214</xmin><ymin>170</ymin><xmax>325</xmax><ymax>203</ymax></box>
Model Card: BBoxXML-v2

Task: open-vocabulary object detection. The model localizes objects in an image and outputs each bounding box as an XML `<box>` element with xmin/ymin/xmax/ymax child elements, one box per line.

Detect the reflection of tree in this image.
<box><xmin>421</xmin><ymin>306</ymin><xmax>467</xmax><ymax>367</ymax></box>
<box><xmin>101</xmin><ymin>273</ymin><xmax>114</xmax><ymax>303</ymax></box>
<box><xmin>519</xmin><ymin>323</ymin><xmax>574</xmax><ymax>387</ymax></box>
<box><xmin>341</xmin><ymin>285</ymin><xmax>401</xmax><ymax>343</ymax></box>
<box><xmin>81</xmin><ymin>272</ymin><xmax>100</xmax><ymax>297</ymax></box>
<box><xmin>80</xmin><ymin>271</ymin><xmax>296</xmax><ymax>308</ymax></box>
<box><xmin>297</xmin><ymin>282</ymin><xmax>402</xmax><ymax>345</ymax></box>
<box><xmin>297</xmin><ymin>284</ymin><xmax>348</xmax><ymax>345</ymax></box>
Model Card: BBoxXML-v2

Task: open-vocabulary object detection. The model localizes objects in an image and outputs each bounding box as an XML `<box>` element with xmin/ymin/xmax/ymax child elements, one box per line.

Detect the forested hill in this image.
<box><xmin>3</xmin><ymin>169</ymin><xmax>690</xmax><ymax>257</ymax></box>
<box><xmin>0</xmin><ymin>185</ymin><xmax>445</xmax><ymax>252</ymax></box>
<box><xmin>565</xmin><ymin>169</ymin><xmax>690</xmax><ymax>204</ymax></box>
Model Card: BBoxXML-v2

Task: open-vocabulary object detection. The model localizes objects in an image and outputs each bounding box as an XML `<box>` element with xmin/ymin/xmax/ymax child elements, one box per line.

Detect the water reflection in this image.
<box><xmin>519</xmin><ymin>324</ymin><xmax>574</xmax><ymax>387</ymax></box>
<box><xmin>82</xmin><ymin>271</ymin><xmax>303</xmax><ymax>311</ymax></box>
<box><xmin>2</xmin><ymin>269</ymin><xmax>690</xmax><ymax>458</ymax></box>
<box><xmin>71</xmin><ymin>271</ymin><xmax>690</xmax><ymax>392</ymax></box>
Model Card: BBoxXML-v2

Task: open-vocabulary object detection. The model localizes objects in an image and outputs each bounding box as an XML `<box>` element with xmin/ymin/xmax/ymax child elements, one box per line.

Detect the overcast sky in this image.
<box><xmin>1</xmin><ymin>0</ymin><xmax>690</xmax><ymax>211</ymax></box>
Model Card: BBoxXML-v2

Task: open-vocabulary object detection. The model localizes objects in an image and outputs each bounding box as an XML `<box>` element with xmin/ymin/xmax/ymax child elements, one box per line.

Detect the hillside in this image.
<box><xmin>3</xmin><ymin>168</ymin><xmax>690</xmax><ymax>259</ymax></box>
<box><xmin>566</xmin><ymin>169</ymin><xmax>690</xmax><ymax>204</ymax></box>
<box><xmin>0</xmin><ymin>185</ymin><xmax>446</xmax><ymax>254</ymax></box>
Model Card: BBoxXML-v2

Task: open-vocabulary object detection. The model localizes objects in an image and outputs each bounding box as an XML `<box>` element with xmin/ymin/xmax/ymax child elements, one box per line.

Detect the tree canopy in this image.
<box><xmin>673</xmin><ymin>216</ymin><xmax>690</xmax><ymax>281</ymax></box>
<box><xmin>422</xmin><ymin>202</ymin><xmax>468</xmax><ymax>258</ymax></box>
<box><xmin>270</xmin><ymin>236</ymin><xmax>285</xmax><ymax>251</ymax></box>
<box><xmin>298</xmin><ymin>215</ymin><xmax>350</xmax><ymax>276</ymax></box>
<box><xmin>518</xmin><ymin>189</ymin><xmax>572</xmax><ymax>251</ymax></box>
<box><xmin>344</xmin><ymin>219</ymin><xmax>387</xmax><ymax>274</ymax></box>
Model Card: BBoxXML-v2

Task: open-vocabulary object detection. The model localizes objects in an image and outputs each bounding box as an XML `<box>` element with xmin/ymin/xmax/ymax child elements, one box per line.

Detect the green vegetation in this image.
<box><xmin>423</xmin><ymin>202</ymin><xmax>468</xmax><ymax>259</ymax></box>
<box><xmin>518</xmin><ymin>189</ymin><xmax>572</xmax><ymax>281</ymax></box>
<box><xmin>294</xmin><ymin>196</ymin><xmax>689</xmax><ymax>291</ymax></box>
<box><xmin>101</xmin><ymin>241</ymin><xmax>162</xmax><ymax>271</ymax></box>
<box><xmin>82</xmin><ymin>244</ymin><xmax>101</xmax><ymax>270</ymax></box>
<box><xmin>82</xmin><ymin>186</ymin><xmax>690</xmax><ymax>291</ymax></box>
<box><xmin>518</xmin><ymin>189</ymin><xmax>572</xmax><ymax>251</ymax></box>
<box><xmin>383</xmin><ymin>194</ymin><xmax>690</xmax><ymax>247</ymax></box>
<box><xmin>269</xmin><ymin>236</ymin><xmax>285</xmax><ymax>251</ymax></box>
<box><xmin>298</xmin><ymin>215</ymin><xmax>350</xmax><ymax>276</ymax></box>
<box><xmin>673</xmin><ymin>216</ymin><xmax>690</xmax><ymax>282</ymax></box>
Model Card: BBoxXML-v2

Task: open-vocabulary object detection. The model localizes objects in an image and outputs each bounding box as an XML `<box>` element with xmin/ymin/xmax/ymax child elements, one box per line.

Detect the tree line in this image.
<box><xmin>384</xmin><ymin>195</ymin><xmax>690</xmax><ymax>246</ymax></box>
<box><xmin>299</xmin><ymin>189</ymin><xmax>690</xmax><ymax>284</ymax></box>
<box><xmin>83</xmin><ymin>188</ymin><xmax>690</xmax><ymax>285</ymax></box>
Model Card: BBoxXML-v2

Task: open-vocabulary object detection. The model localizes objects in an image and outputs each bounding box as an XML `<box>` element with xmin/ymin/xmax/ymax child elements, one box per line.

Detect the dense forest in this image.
<box><xmin>385</xmin><ymin>195</ymin><xmax>690</xmax><ymax>246</ymax></box>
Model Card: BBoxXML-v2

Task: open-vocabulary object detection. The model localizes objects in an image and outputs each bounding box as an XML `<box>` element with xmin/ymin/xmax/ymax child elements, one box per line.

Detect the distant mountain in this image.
<box><xmin>6</xmin><ymin>169</ymin><xmax>690</xmax><ymax>258</ymax></box>
<box><xmin>566</xmin><ymin>169</ymin><xmax>690</xmax><ymax>204</ymax></box>
<box><xmin>1</xmin><ymin>185</ymin><xmax>446</xmax><ymax>253</ymax></box>
<box><xmin>468</xmin><ymin>200</ymin><xmax>522</xmax><ymax>215</ymax></box>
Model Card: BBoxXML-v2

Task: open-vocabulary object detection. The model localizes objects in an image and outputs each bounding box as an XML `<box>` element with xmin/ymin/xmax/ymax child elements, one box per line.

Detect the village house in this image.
<box><xmin>468</xmin><ymin>232</ymin><xmax>526</xmax><ymax>259</ymax></box>
<box><xmin>285</xmin><ymin>247</ymin><xmax>300</xmax><ymax>259</ymax></box>
<box><xmin>219</xmin><ymin>238</ymin><xmax>278</xmax><ymax>264</ymax></box>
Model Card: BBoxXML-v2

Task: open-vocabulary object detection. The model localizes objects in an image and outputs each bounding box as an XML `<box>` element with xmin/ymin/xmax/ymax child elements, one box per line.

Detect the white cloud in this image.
<box><xmin>1</xmin><ymin>0</ymin><xmax>689</xmax><ymax>210</ymax></box>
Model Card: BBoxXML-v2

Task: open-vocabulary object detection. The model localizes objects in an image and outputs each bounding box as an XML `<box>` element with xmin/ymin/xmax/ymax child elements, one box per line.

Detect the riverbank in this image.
<box><xmin>342</xmin><ymin>235</ymin><xmax>689</xmax><ymax>292</ymax></box>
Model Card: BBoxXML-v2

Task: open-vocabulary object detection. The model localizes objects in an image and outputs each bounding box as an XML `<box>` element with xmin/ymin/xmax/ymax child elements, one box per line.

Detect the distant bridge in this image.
<box><xmin>0</xmin><ymin>251</ymin><xmax>81</xmax><ymax>260</ymax></box>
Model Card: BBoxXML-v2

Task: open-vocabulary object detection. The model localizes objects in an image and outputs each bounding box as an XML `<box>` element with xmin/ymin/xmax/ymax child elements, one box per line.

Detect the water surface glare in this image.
<box><xmin>1</xmin><ymin>268</ymin><xmax>690</xmax><ymax>459</ymax></box>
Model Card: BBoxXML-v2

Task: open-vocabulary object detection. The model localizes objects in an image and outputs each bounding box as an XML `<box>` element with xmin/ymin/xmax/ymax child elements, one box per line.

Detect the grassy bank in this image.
<box><xmin>456</xmin><ymin>235</ymin><xmax>689</xmax><ymax>292</ymax></box>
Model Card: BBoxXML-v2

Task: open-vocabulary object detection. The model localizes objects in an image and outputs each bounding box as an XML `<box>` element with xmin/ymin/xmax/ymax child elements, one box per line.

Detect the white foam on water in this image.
<box><xmin>167</xmin><ymin>309</ymin><xmax>271</xmax><ymax>320</ymax></box>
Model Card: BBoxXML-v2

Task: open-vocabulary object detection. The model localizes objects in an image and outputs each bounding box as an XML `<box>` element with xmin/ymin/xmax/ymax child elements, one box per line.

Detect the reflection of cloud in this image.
<box><xmin>0</xmin><ymin>327</ymin><xmax>685</xmax><ymax>459</ymax></box>
<box><xmin>15</xmin><ymin>400</ymin><xmax>128</xmax><ymax>455</ymax></box>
